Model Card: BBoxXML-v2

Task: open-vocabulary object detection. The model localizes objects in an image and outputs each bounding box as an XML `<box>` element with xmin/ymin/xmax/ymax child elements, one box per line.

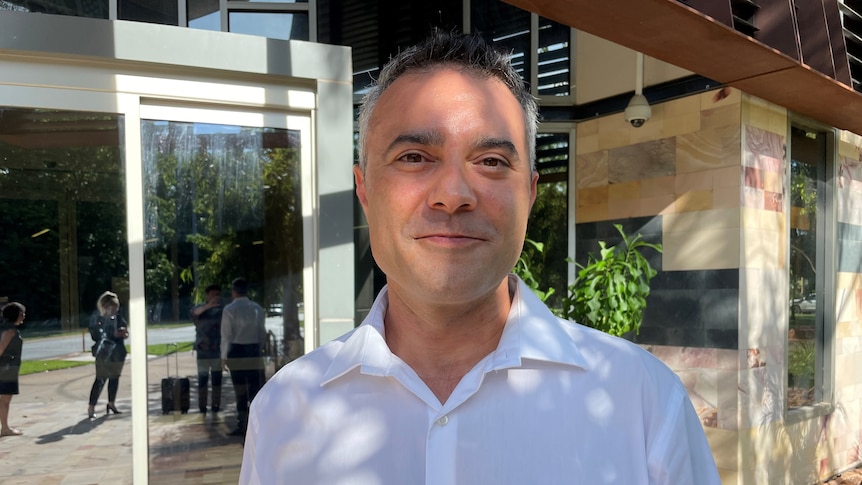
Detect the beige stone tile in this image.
<box><xmin>836</xmin><ymin>272</ymin><xmax>862</xmax><ymax>290</ymax></box>
<box><xmin>745</xmin><ymin>102</ymin><xmax>772</xmax><ymax>132</ymax></box>
<box><xmin>713</xmin><ymin>187</ymin><xmax>741</xmax><ymax>210</ymax></box>
<box><xmin>676</xmin><ymin>170</ymin><xmax>713</xmax><ymax>193</ymax></box>
<box><xmin>676</xmin><ymin>125</ymin><xmax>742</xmax><ymax>174</ymax></box>
<box><xmin>663</xmin><ymin>227</ymin><xmax>741</xmax><ymax>271</ymax></box>
<box><xmin>662</xmin><ymin>111</ymin><xmax>701</xmax><ymax>138</ymax></box>
<box><xmin>717</xmin><ymin>370</ymin><xmax>740</xmax><ymax>430</ymax></box>
<box><xmin>635</xmin><ymin>194</ymin><xmax>675</xmax><ymax>217</ymax></box>
<box><xmin>575</xmin><ymin>133</ymin><xmax>599</xmax><ymax>155</ymax></box>
<box><xmin>575</xmin><ymin>151</ymin><xmax>608</xmax><ymax>188</ymax></box>
<box><xmin>629</xmin><ymin>118</ymin><xmax>665</xmax><ymax>144</ymax></box>
<box><xmin>760</xmin><ymin>209</ymin><xmax>784</xmax><ymax>232</ymax></box>
<box><xmin>608</xmin><ymin>180</ymin><xmax>640</xmax><ymax>200</ymax></box>
<box><xmin>576</xmin><ymin>185</ymin><xmax>608</xmax><ymax>206</ymax></box>
<box><xmin>640</xmin><ymin>175</ymin><xmax>675</xmax><ymax>198</ymax></box>
<box><xmin>767</xmin><ymin>108</ymin><xmax>788</xmax><ymax>136</ymax></box>
<box><xmin>703</xmin><ymin>426</ymin><xmax>739</xmax><ymax>470</ymax></box>
<box><xmin>577</xmin><ymin>118</ymin><xmax>599</xmax><ymax>136</ymax></box>
<box><xmin>597</xmin><ymin>113</ymin><xmax>631</xmax><ymax>150</ymax></box>
<box><xmin>665</xmin><ymin>94</ymin><xmax>702</xmax><ymax>117</ymax></box>
<box><xmin>762</xmin><ymin>169</ymin><xmax>783</xmax><ymax>193</ymax></box>
<box><xmin>741</xmin><ymin>227</ymin><xmax>782</xmax><ymax>269</ymax></box>
<box><xmin>701</xmin><ymin>87</ymin><xmax>741</xmax><ymax>110</ymax></box>
<box><xmin>701</xmin><ymin>104</ymin><xmax>741</xmax><ymax>131</ymax></box>
<box><xmin>575</xmin><ymin>203</ymin><xmax>608</xmax><ymax>223</ymax></box>
<box><xmin>664</xmin><ymin>208</ymin><xmax>741</xmax><ymax>232</ymax></box>
<box><xmin>608</xmin><ymin>198</ymin><xmax>638</xmax><ymax>219</ymax></box>
<box><xmin>837</xmin><ymin>137</ymin><xmax>860</xmax><ymax>159</ymax></box>
<box><xmin>597</xmin><ymin>127</ymin><xmax>631</xmax><ymax>151</ymax></box>
<box><xmin>675</xmin><ymin>190</ymin><xmax>713</xmax><ymax>212</ymax></box>
<box><xmin>713</xmin><ymin>165</ymin><xmax>743</xmax><ymax>189</ymax></box>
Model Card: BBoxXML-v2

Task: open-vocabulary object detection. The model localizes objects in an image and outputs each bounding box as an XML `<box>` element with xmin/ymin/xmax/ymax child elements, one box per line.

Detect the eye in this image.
<box><xmin>475</xmin><ymin>156</ymin><xmax>510</xmax><ymax>169</ymax></box>
<box><xmin>399</xmin><ymin>153</ymin><xmax>427</xmax><ymax>164</ymax></box>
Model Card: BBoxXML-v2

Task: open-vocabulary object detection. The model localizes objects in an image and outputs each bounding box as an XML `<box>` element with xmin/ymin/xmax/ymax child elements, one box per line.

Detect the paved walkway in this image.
<box><xmin>0</xmin><ymin>350</ymin><xmax>253</xmax><ymax>484</ymax></box>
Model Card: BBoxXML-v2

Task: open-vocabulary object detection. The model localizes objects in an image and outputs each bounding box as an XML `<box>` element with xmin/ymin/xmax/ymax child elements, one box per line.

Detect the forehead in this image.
<box><xmin>369</xmin><ymin>67</ymin><xmax>526</xmax><ymax>143</ymax></box>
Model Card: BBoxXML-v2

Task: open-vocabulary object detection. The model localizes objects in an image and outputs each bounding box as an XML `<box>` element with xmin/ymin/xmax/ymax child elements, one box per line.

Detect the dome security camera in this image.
<box><xmin>624</xmin><ymin>94</ymin><xmax>652</xmax><ymax>128</ymax></box>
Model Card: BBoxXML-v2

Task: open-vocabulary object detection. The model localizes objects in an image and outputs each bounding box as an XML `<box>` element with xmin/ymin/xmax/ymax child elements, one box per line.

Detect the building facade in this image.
<box><xmin>2</xmin><ymin>0</ymin><xmax>862</xmax><ymax>483</ymax></box>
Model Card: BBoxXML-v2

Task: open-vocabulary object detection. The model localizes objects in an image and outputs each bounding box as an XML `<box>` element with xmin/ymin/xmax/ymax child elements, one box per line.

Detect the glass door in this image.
<box><xmin>138</xmin><ymin>104</ymin><xmax>311</xmax><ymax>483</ymax></box>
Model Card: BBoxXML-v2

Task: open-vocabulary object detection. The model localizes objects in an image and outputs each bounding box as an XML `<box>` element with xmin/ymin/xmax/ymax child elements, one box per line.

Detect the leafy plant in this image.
<box><xmin>559</xmin><ymin>224</ymin><xmax>662</xmax><ymax>337</ymax></box>
<box><xmin>788</xmin><ymin>340</ymin><xmax>815</xmax><ymax>377</ymax></box>
<box><xmin>514</xmin><ymin>238</ymin><xmax>555</xmax><ymax>303</ymax></box>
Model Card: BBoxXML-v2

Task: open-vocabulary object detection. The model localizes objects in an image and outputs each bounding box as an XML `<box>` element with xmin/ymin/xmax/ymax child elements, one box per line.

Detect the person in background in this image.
<box><xmin>221</xmin><ymin>277</ymin><xmax>266</xmax><ymax>437</ymax></box>
<box><xmin>87</xmin><ymin>291</ymin><xmax>129</xmax><ymax>420</ymax></box>
<box><xmin>240</xmin><ymin>31</ymin><xmax>721</xmax><ymax>484</ymax></box>
<box><xmin>190</xmin><ymin>284</ymin><xmax>224</xmax><ymax>414</ymax></box>
<box><xmin>0</xmin><ymin>302</ymin><xmax>25</xmax><ymax>437</ymax></box>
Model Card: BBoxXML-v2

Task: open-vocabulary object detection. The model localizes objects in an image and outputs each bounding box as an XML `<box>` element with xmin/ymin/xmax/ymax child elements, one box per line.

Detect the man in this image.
<box><xmin>221</xmin><ymin>277</ymin><xmax>266</xmax><ymax>437</ymax></box>
<box><xmin>190</xmin><ymin>284</ymin><xmax>223</xmax><ymax>414</ymax></box>
<box><xmin>241</xmin><ymin>31</ymin><xmax>721</xmax><ymax>484</ymax></box>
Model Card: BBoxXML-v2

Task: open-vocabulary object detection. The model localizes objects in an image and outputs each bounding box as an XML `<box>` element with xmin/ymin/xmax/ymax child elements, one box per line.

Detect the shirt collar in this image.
<box><xmin>321</xmin><ymin>275</ymin><xmax>588</xmax><ymax>386</ymax></box>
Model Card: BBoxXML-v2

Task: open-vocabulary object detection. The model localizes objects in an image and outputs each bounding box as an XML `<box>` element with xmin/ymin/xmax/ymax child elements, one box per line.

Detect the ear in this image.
<box><xmin>353</xmin><ymin>164</ymin><xmax>369</xmax><ymax>212</ymax></box>
<box><xmin>528</xmin><ymin>170</ymin><xmax>539</xmax><ymax>210</ymax></box>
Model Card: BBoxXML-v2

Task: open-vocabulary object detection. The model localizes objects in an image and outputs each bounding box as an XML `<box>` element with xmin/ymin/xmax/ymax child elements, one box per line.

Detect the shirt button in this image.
<box><xmin>435</xmin><ymin>415</ymin><xmax>449</xmax><ymax>426</ymax></box>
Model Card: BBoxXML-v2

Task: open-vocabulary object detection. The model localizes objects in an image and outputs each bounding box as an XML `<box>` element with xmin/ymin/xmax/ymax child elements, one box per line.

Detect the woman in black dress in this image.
<box><xmin>87</xmin><ymin>291</ymin><xmax>128</xmax><ymax>420</ymax></box>
<box><xmin>0</xmin><ymin>302</ymin><xmax>26</xmax><ymax>437</ymax></box>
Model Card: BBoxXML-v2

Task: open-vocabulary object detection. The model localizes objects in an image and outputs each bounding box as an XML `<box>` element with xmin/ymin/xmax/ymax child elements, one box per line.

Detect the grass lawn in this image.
<box><xmin>20</xmin><ymin>360</ymin><xmax>93</xmax><ymax>376</ymax></box>
<box><xmin>20</xmin><ymin>341</ymin><xmax>194</xmax><ymax>376</ymax></box>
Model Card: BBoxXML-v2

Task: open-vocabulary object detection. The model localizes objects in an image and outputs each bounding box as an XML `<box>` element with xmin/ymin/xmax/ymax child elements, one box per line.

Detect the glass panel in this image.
<box><xmin>788</xmin><ymin>126</ymin><xmax>825</xmax><ymax>408</ymax></box>
<box><xmin>229</xmin><ymin>11</ymin><xmax>309</xmax><ymax>40</ymax></box>
<box><xmin>470</xmin><ymin>0</ymin><xmax>531</xmax><ymax>86</ymax></box>
<box><xmin>537</xmin><ymin>18</ymin><xmax>570</xmax><ymax>97</ymax></box>
<box><xmin>522</xmin><ymin>132</ymin><xmax>569</xmax><ymax>309</ymax></box>
<box><xmin>188</xmin><ymin>0</ymin><xmax>220</xmax><ymax>30</ymax></box>
<box><xmin>119</xmin><ymin>0</ymin><xmax>179</xmax><ymax>25</ymax></box>
<box><xmin>0</xmin><ymin>0</ymin><xmax>109</xmax><ymax>18</ymax></box>
<box><xmin>142</xmin><ymin>119</ymin><xmax>305</xmax><ymax>481</ymax></box>
<box><xmin>0</xmin><ymin>107</ymin><xmax>129</xmax><ymax>479</ymax></box>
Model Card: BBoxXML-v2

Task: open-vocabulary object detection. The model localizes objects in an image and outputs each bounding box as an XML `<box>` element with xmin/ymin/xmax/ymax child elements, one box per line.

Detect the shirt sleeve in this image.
<box><xmin>221</xmin><ymin>307</ymin><xmax>233</xmax><ymax>360</ymax></box>
<box><xmin>647</xmin><ymin>387</ymin><xmax>722</xmax><ymax>485</ymax></box>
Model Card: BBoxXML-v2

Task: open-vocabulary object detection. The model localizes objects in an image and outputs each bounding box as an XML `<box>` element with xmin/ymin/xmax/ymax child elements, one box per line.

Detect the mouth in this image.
<box><xmin>415</xmin><ymin>233</ymin><xmax>488</xmax><ymax>246</ymax></box>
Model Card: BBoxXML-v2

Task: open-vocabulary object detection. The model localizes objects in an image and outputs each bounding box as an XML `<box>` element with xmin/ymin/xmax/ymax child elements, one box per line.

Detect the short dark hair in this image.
<box><xmin>205</xmin><ymin>284</ymin><xmax>221</xmax><ymax>294</ymax></box>
<box><xmin>232</xmin><ymin>278</ymin><xmax>249</xmax><ymax>296</ymax></box>
<box><xmin>2</xmin><ymin>302</ymin><xmax>25</xmax><ymax>322</ymax></box>
<box><xmin>357</xmin><ymin>29</ymin><xmax>538</xmax><ymax>171</ymax></box>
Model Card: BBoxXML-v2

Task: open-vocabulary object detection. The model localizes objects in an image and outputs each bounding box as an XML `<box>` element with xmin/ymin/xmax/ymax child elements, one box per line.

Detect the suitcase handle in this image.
<box><xmin>166</xmin><ymin>342</ymin><xmax>179</xmax><ymax>377</ymax></box>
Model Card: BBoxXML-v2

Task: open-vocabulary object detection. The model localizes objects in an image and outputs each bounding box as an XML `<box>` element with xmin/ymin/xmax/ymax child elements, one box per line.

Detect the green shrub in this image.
<box><xmin>559</xmin><ymin>224</ymin><xmax>662</xmax><ymax>337</ymax></box>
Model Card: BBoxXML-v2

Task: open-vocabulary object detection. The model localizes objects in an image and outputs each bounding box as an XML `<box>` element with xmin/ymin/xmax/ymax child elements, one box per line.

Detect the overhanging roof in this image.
<box><xmin>505</xmin><ymin>0</ymin><xmax>862</xmax><ymax>135</ymax></box>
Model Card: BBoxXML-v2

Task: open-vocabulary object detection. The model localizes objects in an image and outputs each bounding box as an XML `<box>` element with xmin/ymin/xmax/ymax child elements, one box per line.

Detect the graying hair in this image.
<box><xmin>357</xmin><ymin>30</ymin><xmax>538</xmax><ymax>171</ymax></box>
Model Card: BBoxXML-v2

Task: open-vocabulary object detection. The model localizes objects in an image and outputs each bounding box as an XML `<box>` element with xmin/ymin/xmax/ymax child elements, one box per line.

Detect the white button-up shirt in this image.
<box><xmin>241</xmin><ymin>276</ymin><xmax>720</xmax><ymax>485</ymax></box>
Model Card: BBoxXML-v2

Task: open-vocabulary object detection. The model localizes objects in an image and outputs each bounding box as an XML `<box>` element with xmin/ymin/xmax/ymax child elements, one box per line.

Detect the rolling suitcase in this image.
<box><xmin>161</xmin><ymin>343</ymin><xmax>190</xmax><ymax>414</ymax></box>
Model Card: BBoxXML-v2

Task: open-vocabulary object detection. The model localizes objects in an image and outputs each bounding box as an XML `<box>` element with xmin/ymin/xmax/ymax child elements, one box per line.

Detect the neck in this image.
<box><xmin>384</xmin><ymin>277</ymin><xmax>513</xmax><ymax>404</ymax></box>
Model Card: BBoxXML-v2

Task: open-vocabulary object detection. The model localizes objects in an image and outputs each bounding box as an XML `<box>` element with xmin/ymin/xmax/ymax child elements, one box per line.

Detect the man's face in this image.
<box><xmin>206</xmin><ymin>290</ymin><xmax>220</xmax><ymax>304</ymax></box>
<box><xmin>354</xmin><ymin>67</ymin><xmax>538</xmax><ymax>306</ymax></box>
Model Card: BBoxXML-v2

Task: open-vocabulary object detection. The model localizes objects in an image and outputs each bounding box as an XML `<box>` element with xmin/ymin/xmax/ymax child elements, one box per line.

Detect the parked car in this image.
<box><xmin>791</xmin><ymin>294</ymin><xmax>816</xmax><ymax>314</ymax></box>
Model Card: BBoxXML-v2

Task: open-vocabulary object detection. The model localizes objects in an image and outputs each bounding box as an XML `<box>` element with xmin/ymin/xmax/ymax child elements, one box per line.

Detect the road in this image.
<box><xmin>22</xmin><ymin>317</ymin><xmax>286</xmax><ymax>361</ymax></box>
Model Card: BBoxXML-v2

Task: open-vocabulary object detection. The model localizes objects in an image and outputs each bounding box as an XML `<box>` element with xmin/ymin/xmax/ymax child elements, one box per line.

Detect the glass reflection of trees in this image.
<box><xmin>0</xmin><ymin>108</ymin><xmax>126</xmax><ymax>333</ymax></box>
<box><xmin>141</xmin><ymin>121</ymin><xmax>304</xmax><ymax>355</ymax></box>
<box><xmin>787</xmin><ymin>127</ymin><xmax>823</xmax><ymax>409</ymax></box>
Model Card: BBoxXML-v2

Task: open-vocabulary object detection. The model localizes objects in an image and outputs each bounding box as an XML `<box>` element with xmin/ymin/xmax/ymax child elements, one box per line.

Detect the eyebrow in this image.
<box><xmin>384</xmin><ymin>130</ymin><xmax>445</xmax><ymax>156</ymax></box>
<box><xmin>384</xmin><ymin>131</ymin><xmax>522</xmax><ymax>163</ymax></box>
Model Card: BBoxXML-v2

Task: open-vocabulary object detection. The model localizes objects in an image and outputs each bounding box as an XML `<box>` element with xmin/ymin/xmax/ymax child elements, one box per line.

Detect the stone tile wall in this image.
<box><xmin>573</xmin><ymin>88</ymin><xmax>862</xmax><ymax>483</ymax></box>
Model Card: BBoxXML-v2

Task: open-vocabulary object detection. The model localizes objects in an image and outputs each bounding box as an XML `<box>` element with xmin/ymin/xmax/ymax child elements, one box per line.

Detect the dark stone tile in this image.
<box><xmin>705</xmin><ymin>329</ymin><xmax>738</xmax><ymax>350</ymax></box>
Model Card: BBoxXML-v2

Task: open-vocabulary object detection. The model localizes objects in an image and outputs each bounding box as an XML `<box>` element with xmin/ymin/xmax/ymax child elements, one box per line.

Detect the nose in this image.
<box><xmin>427</xmin><ymin>162</ymin><xmax>477</xmax><ymax>213</ymax></box>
